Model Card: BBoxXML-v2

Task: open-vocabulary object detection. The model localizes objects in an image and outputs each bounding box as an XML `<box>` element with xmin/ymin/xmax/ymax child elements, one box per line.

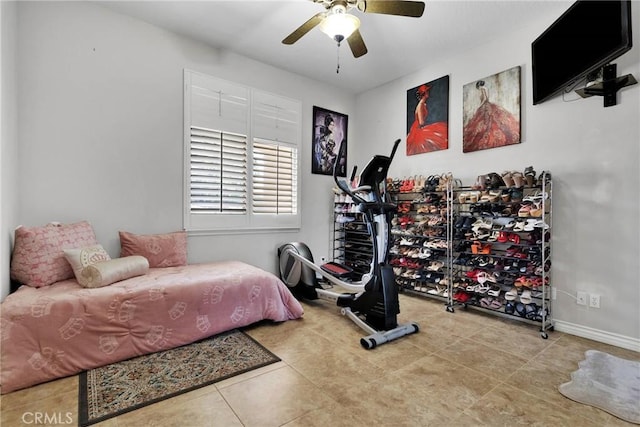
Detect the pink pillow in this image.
<box><xmin>10</xmin><ymin>221</ymin><xmax>98</xmax><ymax>288</ymax></box>
<box><xmin>119</xmin><ymin>230</ymin><xmax>187</xmax><ymax>268</ymax></box>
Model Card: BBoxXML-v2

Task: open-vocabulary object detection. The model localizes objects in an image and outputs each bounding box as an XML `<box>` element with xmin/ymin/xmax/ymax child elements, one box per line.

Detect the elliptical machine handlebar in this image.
<box><xmin>333</xmin><ymin>138</ymin><xmax>401</xmax><ymax>205</ymax></box>
<box><xmin>388</xmin><ymin>138</ymin><xmax>401</xmax><ymax>162</ymax></box>
<box><xmin>333</xmin><ymin>142</ymin><xmax>368</xmax><ymax>205</ymax></box>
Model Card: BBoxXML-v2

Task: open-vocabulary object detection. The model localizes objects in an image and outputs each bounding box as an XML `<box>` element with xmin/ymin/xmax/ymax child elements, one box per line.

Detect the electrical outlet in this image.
<box><xmin>576</xmin><ymin>291</ymin><xmax>588</xmax><ymax>306</ymax></box>
<box><xmin>552</xmin><ymin>287</ymin><xmax>557</xmax><ymax>300</ymax></box>
<box><xmin>589</xmin><ymin>294</ymin><xmax>601</xmax><ymax>308</ymax></box>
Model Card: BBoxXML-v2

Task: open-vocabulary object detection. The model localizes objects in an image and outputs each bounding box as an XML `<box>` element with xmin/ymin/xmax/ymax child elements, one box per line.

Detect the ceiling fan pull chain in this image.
<box><xmin>336</xmin><ymin>42</ymin><xmax>340</xmax><ymax>74</ymax></box>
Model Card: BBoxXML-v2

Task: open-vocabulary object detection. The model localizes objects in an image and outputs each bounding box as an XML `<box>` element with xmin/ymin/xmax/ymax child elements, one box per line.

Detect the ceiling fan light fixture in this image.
<box><xmin>319</xmin><ymin>12</ymin><xmax>360</xmax><ymax>42</ymax></box>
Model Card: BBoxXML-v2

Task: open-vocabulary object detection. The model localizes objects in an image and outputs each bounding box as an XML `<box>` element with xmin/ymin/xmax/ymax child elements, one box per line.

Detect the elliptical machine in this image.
<box><xmin>278</xmin><ymin>139</ymin><xmax>419</xmax><ymax>349</ymax></box>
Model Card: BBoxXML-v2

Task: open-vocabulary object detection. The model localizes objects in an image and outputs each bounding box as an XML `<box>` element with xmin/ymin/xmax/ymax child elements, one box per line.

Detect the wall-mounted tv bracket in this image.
<box><xmin>575</xmin><ymin>63</ymin><xmax>637</xmax><ymax>107</ymax></box>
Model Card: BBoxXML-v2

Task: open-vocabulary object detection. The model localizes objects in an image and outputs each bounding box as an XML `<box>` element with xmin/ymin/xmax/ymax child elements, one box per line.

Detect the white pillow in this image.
<box><xmin>64</xmin><ymin>245</ymin><xmax>148</xmax><ymax>287</ymax></box>
<box><xmin>64</xmin><ymin>244</ymin><xmax>111</xmax><ymax>276</ymax></box>
<box><xmin>74</xmin><ymin>256</ymin><xmax>149</xmax><ymax>288</ymax></box>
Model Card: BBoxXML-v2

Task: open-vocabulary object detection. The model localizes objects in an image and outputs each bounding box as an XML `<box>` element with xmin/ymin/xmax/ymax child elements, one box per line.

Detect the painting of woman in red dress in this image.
<box><xmin>463</xmin><ymin>66</ymin><xmax>521</xmax><ymax>153</ymax></box>
<box><xmin>406</xmin><ymin>75</ymin><xmax>449</xmax><ymax>156</ymax></box>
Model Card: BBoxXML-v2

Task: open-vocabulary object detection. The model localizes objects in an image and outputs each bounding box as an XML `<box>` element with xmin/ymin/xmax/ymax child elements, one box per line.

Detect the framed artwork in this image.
<box><xmin>406</xmin><ymin>75</ymin><xmax>449</xmax><ymax>156</ymax></box>
<box><xmin>463</xmin><ymin>66</ymin><xmax>521</xmax><ymax>153</ymax></box>
<box><xmin>312</xmin><ymin>106</ymin><xmax>347</xmax><ymax>176</ymax></box>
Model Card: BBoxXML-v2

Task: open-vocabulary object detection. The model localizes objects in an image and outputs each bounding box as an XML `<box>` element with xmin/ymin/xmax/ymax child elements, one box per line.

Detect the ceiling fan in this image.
<box><xmin>282</xmin><ymin>0</ymin><xmax>426</xmax><ymax>58</ymax></box>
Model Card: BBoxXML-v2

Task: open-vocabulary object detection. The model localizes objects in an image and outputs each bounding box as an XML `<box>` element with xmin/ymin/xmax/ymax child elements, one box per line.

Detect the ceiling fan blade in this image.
<box><xmin>282</xmin><ymin>12</ymin><xmax>326</xmax><ymax>45</ymax></box>
<box><xmin>347</xmin><ymin>29</ymin><xmax>368</xmax><ymax>58</ymax></box>
<box><xmin>360</xmin><ymin>0</ymin><xmax>425</xmax><ymax>17</ymax></box>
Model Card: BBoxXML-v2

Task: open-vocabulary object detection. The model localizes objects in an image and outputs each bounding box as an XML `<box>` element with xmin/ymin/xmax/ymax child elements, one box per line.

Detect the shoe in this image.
<box><xmin>487</xmin><ymin>286</ymin><xmax>501</xmax><ymax>297</ymax></box>
<box><xmin>534</xmin><ymin>220</ymin><xmax>550</xmax><ymax>230</ymax></box>
<box><xmin>489</xmin><ymin>298</ymin><xmax>503</xmax><ymax>309</ymax></box>
<box><xmin>520</xmin><ymin>289</ymin><xmax>533</xmax><ymax>304</ymax></box>
<box><xmin>480</xmin><ymin>296</ymin><xmax>493</xmax><ymax>308</ymax></box>
<box><xmin>502</xmin><ymin>172</ymin><xmax>515</xmax><ymax>188</ymax></box>
<box><xmin>512</xmin><ymin>172</ymin><xmax>525</xmax><ymax>188</ymax></box>
<box><xmin>505</xmin><ymin>287</ymin><xmax>518</xmax><ymax>301</ymax></box>
<box><xmin>510</xmin><ymin>187</ymin><xmax>523</xmax><ymax>202</ymax></box>
<box><xmin>472</xmin><ymin>175</ymin><xmax>487</xmax><ymax>190</ymax></box>
<box><xmin>462</xmin><ymin>216</ymin><xmax>478</xmax><ymax>230</ymax></box>
<box><xmin>518</xmin><ymin>204</ymin><xmax>532</xmax><ymax>217</ymax></box>
<box><xmin>487</xmin><ymin>172</ymin><xmax>505</xmax><ymax>189</ymax></box>
<box><xmin>454</xmin><ymin>291</ymin><xmax>470</xmax><ymax>303</ymax></box>
<box><xmin>534</xmin><ymin>306</ymin><xmax>549</xmax><ymax>322</ymax></box>
<box><xmin>336</xmin><ymin>214</ymin><xmax>355</xmax><ymax>223</ymax></box>
<box><xmin>427</xmin><ymin>261</ymin><xmax>444</xmax><ymax>271</ymax></box>
<box><xmin>507</xmin><ymin>233</ymin><xmax>520</xmax><ymax>244</ymax></box>
<box><xmin>472</xmin><ymin>218</ymin><xmax>493</xmax><ymax>231</ymax></box>
<box><xmin>529</xmin><ymin>202</ymin><xmax>543</xmax><ymax>217</ymax></box>
<box><xmin>513</xmin><ymin>219</ymin><xmax>526</xmax><ymax>232</ymax></box>
<box><xmin>427</xmin><ymin>285</ymin><xmax>443</xmax><ymax>295</ymax></box>
<box><xmin>477</xmin><ymin>256</ymin><xmax>493</xmax><ymax>267</ymax></box>
<box><xmin>399</xmin><ymin>237</ymin><xmax>414</xmax><ymax>246</ymax></box>
<box><xmin>468</xmin><ymin>191</ymin><xmax>480</xmax><ymax>203</ymax></box>
<box><xmin>477</xmin><ymin>272</ymin><xmax>496</xmax><ymax>284</ymax></box>
<box><xmin>525</xmin><ymin>303</ymin><xmax>539</xmax><ymax>320</ymax></box>
<box><xmin>524</xmin><ymin>166</ymin><xmax>536</xmax><ymax>187</ymax></box>
<box><xmin>418</xmin><ymin>248</ymin><xmax>432</xmax><ymax>259</ymax></box>
<box><xmin>524</xmin><ymin>219</ymin><xmax>537</xmax><ymax>232</ymax></box>
<box><xmin>515</xmin><ymin>276</ymin><xmax>531</xmax><ymax>288</ymax></box>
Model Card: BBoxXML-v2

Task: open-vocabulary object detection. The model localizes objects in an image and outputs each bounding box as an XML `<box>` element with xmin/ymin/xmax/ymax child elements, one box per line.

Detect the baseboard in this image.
<box><xmin>554</xmin><ymin>320</ymin><xmax>640</xmax><ymax>353</ymax></box>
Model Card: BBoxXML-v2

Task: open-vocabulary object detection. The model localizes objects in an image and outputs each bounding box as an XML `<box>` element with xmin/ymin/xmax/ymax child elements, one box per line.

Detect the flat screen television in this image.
<box><xmin>532</xmin><ymin>0</ymin><xmax>633</xmax><ymax>105</ymax></box>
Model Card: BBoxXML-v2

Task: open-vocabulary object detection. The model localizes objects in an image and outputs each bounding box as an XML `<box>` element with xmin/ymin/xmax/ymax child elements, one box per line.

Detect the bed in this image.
<box><xmin>1</xmin><ymin>223</ymin><xmax>304</xmax><ymax>394</ymax></box>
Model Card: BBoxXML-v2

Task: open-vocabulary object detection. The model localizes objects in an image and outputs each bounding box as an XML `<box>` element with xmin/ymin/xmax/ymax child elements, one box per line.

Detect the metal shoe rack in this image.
<box><xmin>379</xmin><ymin>172</ymin><xmax>553</xmax><ymax>338</ymax></box>
<box><xmin>450</xmin><ymin>172</ymin><xmax>554</xmax><ymax>339</ymax></box>
<box><xmin>387</xmin><ymin>175</ymin><xmax>454</xmax><ymax>309</ymax></box>
<box><xmin>332</xmin><ymin>191</ymin><xmax>372</xmax><ymax>280</ymax></box>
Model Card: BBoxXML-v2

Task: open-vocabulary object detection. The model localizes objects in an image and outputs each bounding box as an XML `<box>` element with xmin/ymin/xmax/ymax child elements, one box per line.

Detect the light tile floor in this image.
<box><xmin>1</xmin><ymin>294</ymin><xmax>638</xmax><ymax>426</ymax></box>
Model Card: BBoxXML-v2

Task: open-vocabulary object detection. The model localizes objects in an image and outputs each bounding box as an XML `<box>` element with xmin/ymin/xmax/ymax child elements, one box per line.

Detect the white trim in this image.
<box><xmin>554</xmin><ymin>320</ymin><xmax>640</xmax><ymax>353</ymax></box>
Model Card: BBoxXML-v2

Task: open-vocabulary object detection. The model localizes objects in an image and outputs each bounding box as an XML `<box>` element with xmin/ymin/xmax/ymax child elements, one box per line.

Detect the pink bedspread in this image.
<box><xmin>0</xmin><ymin>261</ymin><xmax>303</xmax><ymax>394</ymax></box>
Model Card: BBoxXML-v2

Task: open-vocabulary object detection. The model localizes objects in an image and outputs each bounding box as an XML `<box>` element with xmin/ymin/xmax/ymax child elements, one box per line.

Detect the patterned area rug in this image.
<box><xmin>78</xmin><ymin>330</ymin><xmax>280</xmax><ymax>427</ymax></box>
<box><xmin>559</xmin><ymin>350</ymin><xmax>640</xmax><ymax>424</ymax></box>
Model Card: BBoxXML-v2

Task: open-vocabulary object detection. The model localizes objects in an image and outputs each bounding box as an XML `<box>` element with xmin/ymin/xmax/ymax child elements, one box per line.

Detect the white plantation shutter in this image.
<box><xmin>190</xmin><ymin>128</ymin><xmax>247</xmax><ymax>214</ymax></box>
<box><xmin>253</xmin><ymin>91</ymin><xmax>300</xmax><ymax>142</ymax></box>
<box><xmin>189</xmin><ymin>73</ymin><xmax>248</xmax><ymax>134</ymax></box>
<box><xmin>252</xmin><ymin>140</ymin><xmax>297</xmax><ymax>215</ymax></box>
<box><xmin>184</xmin><ymin>70</ymin><xmax>301</xmax><ymax>232</ymax></box>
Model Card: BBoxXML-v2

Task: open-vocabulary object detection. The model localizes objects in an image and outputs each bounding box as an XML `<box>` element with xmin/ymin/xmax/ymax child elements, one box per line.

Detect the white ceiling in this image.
<box><xmin>96</xmin><ymin>0</ymin><xmax>572</xmax><ymax>94</ymax></box>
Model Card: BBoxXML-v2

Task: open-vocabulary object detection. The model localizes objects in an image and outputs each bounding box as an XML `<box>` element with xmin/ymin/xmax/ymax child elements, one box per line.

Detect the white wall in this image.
<box><xmin>12</xmin><ymin>0</ymin><xmax>353</xmax><ymax>293</ymax></box>
<box><xmin>354</xmin><ymin>5</ymin><xmax>640</xmax><ymax>347</ymax></box>
<box><xmin>1</xmin><ymin>1</ymin><xmax>19</xmax><ymax>300</ymax></box>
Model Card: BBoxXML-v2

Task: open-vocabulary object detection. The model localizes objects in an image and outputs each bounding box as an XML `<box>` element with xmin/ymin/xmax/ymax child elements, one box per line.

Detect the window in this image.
<box><xmin>184</xmin><ymin>70</ymin><xmax>301</xmax><ymax>232</ymax></box>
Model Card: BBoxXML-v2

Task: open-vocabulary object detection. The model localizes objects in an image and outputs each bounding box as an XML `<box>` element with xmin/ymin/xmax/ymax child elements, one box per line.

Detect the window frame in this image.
<box><xmin>183</xmin><ymin>69</ymin><xmax>301</xmax><ymax>234</ymax></box>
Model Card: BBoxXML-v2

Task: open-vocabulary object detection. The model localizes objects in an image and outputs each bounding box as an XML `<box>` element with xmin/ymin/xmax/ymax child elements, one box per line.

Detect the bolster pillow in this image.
<box><xmin>77</xmin><ymin>256</ymin><xmax>149</xmax><ymax>288</ymax></box>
